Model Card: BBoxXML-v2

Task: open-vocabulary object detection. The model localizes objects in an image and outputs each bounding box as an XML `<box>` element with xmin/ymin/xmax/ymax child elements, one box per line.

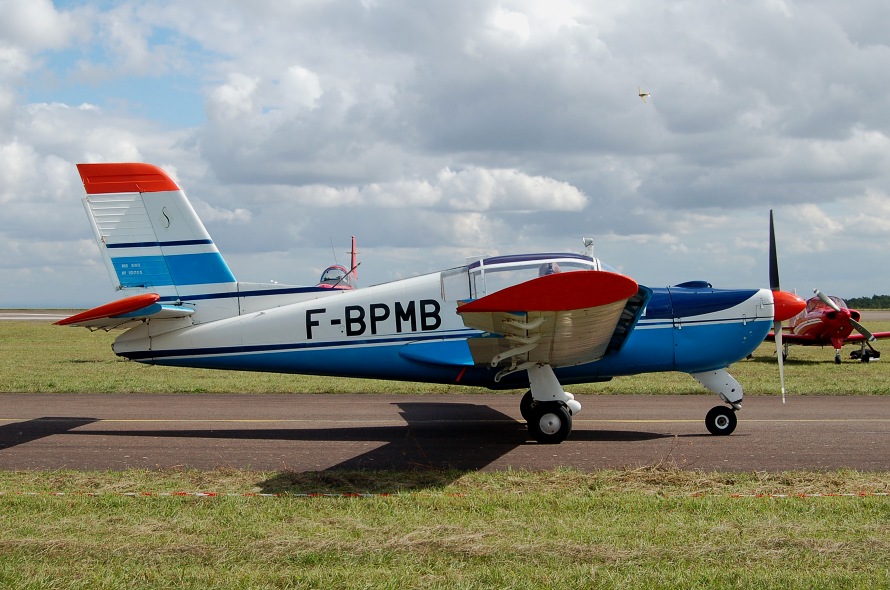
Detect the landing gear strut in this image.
<box><xmin>520</xmin><ymin>365</ymin><xmax>580</xmax><ymax>444</ymax></box>
<box><xmin>692</xmin><ymin>369</ymin><xmax>743</xmax><ymax>436</ymax></box>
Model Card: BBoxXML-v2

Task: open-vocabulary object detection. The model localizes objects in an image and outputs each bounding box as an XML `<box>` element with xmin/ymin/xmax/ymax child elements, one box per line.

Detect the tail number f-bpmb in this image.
<box><xmin>305</xmin><ymin>300</ymin><xmax>442</xmax><ymax>339</ymax></box>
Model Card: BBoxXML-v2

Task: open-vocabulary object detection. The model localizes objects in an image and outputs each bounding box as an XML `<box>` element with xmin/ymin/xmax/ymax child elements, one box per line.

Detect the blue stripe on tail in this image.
<box><xmin>111</xmin><ymin>253</ymin><xmax>236</xmax><ymax>287</ymax></box>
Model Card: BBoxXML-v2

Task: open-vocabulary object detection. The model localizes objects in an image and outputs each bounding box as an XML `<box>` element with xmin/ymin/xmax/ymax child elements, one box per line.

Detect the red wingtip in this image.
<box><xmin>76</xmin><ymin>163</ymin><xmax>180</xmax><ymax>195</ymax></box>
<box><xmin>773</xmin><ymin>290</ymin><xmax>807</xmax><ymax>322</ymax></box>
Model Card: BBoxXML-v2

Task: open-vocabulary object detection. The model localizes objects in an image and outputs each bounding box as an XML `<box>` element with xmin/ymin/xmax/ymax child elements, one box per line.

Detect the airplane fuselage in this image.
<box><xmin>112</xmin><ymin>260</ymin><xmax>776</xmax><ymax>389</ymax></box>
<box><xmin>788</xmin><ymin>298</ymin><xmax>858</xmax><ymax>349</ymax></box>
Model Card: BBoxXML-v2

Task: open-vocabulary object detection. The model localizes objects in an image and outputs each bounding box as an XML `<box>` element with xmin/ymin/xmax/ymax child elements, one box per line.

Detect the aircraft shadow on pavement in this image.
<box><xmin>0</xmin><ymin>417</ymin><xmax>98</xmax><ymax>450</ymax></box>
<box><xmin>2</xmin><ymin>405</ymin><xmax>671</xmax><ymax>494</ymax></box>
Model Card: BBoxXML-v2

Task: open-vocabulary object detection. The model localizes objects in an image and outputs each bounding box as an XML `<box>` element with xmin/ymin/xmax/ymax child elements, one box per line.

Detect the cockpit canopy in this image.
<box><xmin>808</xmin><ymin>295</ymin><xmax>846</xmax><ymax>312</ymax></box>
<box><xmin>457</xmin><ymin>253</ymin><xmax>612</xmax><ymax>299</ymax></box>
<box><xmin>317</xmin><ymin>265</ymin><xmax>353</xmax><ymax>290</ymax></box>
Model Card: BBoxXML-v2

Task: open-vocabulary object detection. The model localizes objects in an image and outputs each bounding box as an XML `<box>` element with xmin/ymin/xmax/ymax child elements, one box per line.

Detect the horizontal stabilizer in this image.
<box><xmin>55</xmin><ymin>293</ymin><xmax>194</xmax><ymax>329</ymax></box>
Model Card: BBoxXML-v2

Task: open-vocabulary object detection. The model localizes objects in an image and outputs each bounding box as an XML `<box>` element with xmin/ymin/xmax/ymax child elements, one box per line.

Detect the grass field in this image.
<box><xmin>1</xmin><ymin>468</ymin><xmax>888</xmax><ymax>589</ymax></box>
<box><xmin>1</xmin><ymin>320</ymin><xmax>889</xmax><ymax>588</ymax></box>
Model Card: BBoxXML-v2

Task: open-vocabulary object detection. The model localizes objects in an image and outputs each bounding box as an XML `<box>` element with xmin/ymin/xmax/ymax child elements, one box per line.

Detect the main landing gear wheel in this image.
<box><xmin>527</xmin><ymin>401</ymin><xmax>572</xmax><ymax>444</ymax></box>
<box><xmin>705</xmin><ymin>406</ymin><xmax>737</xmax><ymax>436</ymax></box>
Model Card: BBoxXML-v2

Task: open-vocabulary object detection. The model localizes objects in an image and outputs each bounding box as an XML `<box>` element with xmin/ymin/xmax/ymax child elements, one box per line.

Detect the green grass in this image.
<box><xmin>2</xmin><ymin>320</ymin><xmax>889</xmax><ymax>395</ymax></box>
<box><xmin>0</xmin><ymin>468</ymin><xmax>888</xmax><ymax>589</ymax></box>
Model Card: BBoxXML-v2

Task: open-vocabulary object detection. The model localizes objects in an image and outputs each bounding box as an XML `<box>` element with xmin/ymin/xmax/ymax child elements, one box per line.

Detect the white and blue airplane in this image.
<box><xmin>58</xmin><ymin>163</ymin><xmax>807</xmax><ymax>444</ymax></box>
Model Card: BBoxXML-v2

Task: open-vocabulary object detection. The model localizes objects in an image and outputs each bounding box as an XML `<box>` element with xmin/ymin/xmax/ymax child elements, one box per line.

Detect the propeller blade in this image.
<box><xmin>850</xmin><ymin>318</ymin><xmax>877</xmax><ymax>342</ymax></box>
<box><xmin>774</xmin><ymin>320</ymin><xmax>786</xmax><ymax>403</ymax></box>
<box><xmin>769</xmin><ymin>210</ymin><xmax>788</xmax><ymax>402</ymax></box>
<box><xmin>769</xmin><ymin>210</ymin><xmax>780</xmax><ymax>291</ymax></box>
<box><xmin>814</xmin><ymin>289</ymin><xmax>842</xmax><ymax>312</ymax></box>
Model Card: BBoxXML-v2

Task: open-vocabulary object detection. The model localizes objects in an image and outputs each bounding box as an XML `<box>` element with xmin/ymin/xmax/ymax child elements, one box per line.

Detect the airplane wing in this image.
<box><xmin>764</xmin><ymin>331</ymin><xmax>815</xmax><ymax>345</ymax></box>
<box><xmin>55</xmin><ymin>293</ymin><xmax>194</xmax><ymax>329</ymax></box>
<box><xmin>456</xmin><ymin>271</ymin><xmax>646</xmax><ymax>369</ymax></box>
<box><xmin>765</xmin><ymin>331</ymin><xmax>890</xmax><ymax>344</ymax></box>
<box><xmin>840</xmin><ymin>331</ymin><xmax>890</xmax><ymax>343</ymax></box>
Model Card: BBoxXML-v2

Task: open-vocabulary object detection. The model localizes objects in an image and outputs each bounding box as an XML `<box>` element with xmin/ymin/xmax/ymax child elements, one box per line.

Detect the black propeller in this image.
<box><xmin>769</xmin><ymin>210</ymin><xmax>787</xmax><ymax>403</ymax></box>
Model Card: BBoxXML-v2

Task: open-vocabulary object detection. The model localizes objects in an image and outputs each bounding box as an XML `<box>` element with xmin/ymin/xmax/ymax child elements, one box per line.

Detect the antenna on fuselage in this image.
<box><xmin>329</xmin><ymin>238</ymin><xmax>340</xmax><ymax>266</ymax></box>
<box><xmin>582</xmin><ymin>237</ymin><xmax>595</xmax><ymax>258</ymax></box>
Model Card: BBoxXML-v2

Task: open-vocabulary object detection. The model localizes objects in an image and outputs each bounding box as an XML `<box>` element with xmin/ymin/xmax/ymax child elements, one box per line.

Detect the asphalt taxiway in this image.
<box><xmin>1</xmin><ymin>393</ymin><xmax>886</xmax><ymax>472</ymax></box>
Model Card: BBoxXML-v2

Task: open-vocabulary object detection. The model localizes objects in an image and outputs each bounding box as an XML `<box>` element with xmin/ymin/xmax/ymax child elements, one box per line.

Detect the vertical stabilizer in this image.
<box><xmin>77</xmin><ymin>163</ymin><xmax>237</xmax><ymax>304</ymax></box>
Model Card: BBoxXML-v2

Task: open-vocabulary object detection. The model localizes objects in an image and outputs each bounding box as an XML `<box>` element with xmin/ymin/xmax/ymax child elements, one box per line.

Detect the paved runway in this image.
<box><xmin>1</xmin><ymin>393</ymin><xmax>886</xmax><ymax>472</ymax></box>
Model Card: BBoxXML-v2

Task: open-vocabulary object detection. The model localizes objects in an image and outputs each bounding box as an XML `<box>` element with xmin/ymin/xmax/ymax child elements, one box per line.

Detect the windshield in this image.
<box><xmin>467</xmin><ymin>254</ymin><xmax>600</xmax><ymax>298</ymax></box>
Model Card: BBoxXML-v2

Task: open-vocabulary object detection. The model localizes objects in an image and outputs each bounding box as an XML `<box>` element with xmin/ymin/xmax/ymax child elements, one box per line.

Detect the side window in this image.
<box><xmin>440</xmin><ymin>266</ymin><xmax>472</xmax><ymax>302</ymax></box>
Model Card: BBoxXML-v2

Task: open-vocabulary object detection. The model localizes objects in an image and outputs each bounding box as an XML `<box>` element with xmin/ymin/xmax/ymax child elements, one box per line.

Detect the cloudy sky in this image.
<box><xmin>2</xmin><ymin>0</ymin><xmax>889</xmax><ymax>308</ymax></box>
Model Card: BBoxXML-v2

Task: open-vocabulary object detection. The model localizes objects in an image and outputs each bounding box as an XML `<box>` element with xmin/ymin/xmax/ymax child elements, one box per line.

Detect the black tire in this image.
<box><xmin>527</xmin><ymin>401</ymin><xmax>572</xmax><ymax>444</ymax></box>
<box><xmin>705</xmin><ymin>406</ymin><xmax>737</xmax><ymax>436</ymax></box>
<box><xmin>519</xmin><ymin>390</ymin><xmax>535</xmax><ymax>422</ymax></box>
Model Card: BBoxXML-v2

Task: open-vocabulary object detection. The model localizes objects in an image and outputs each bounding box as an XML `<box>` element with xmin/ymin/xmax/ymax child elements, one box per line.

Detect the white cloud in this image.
<box><xmin>207</xmin><ymin>73</ymin><xmax>260</xmax><ymax>121</ymax></box>
<box><xmin>192</xmin><ymin>200</ymin><xmax>252</xmax><ymax>224</ymax></box>
<box><xmin>278</xmin><ymin>66</ymin><xmax>323</xmax><ymax>111</ymax></box>
<box><xmin>438</xmin><ymin>167</ymin><xmax>587</xmax><ymax>212</ymax></box>
<box><xmin>0</xmin><ymin>0</ymin><xmax>78</xmax><ymax>51</ymax></box>
<box><xmin>487</xmin><ymin>8</ymin><xmax>531</xmax><ymax>45</ymax></box>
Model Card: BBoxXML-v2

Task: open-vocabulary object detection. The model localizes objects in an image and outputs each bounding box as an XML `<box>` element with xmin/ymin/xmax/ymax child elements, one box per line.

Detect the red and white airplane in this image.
<box><xmin>316</xmin><ymin>237</ymin><xmax>359</xmax><ymax>290</ymax></box>
<box><xmin>767</xmin><ymin>290</ymin><xmax>889</xmax><ymax>364</ymax></box>
<box><xmin>57</xmin><ymin>163</ymin><xmax>807</xmax><ymax>443</ymax></box>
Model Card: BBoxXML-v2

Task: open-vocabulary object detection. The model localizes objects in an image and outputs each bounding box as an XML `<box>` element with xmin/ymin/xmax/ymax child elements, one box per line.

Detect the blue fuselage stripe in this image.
<box><xmin>120</xmin><ymin>331</ymin><xmax>476</xmax><ymax>361</ymax></box>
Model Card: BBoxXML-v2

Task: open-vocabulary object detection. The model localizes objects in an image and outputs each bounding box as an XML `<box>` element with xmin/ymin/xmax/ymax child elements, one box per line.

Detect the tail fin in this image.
<box><xmin>77</xmin><ymin>163</ymin><xmax>237</xmax><ymax>301</ymax></box>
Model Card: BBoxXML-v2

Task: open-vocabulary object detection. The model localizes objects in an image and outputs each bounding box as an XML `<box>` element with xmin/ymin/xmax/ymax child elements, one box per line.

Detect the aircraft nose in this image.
<box><xmin>773</xmin><ymin>290</ymin><xmax>807</xmax><ymax>321</ymax></box>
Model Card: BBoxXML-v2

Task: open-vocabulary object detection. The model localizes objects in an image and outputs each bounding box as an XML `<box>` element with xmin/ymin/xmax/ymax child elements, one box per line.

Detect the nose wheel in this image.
<box><xmin>705</xmin><ymin>406</ymin><xmax>737</xmax><ymax>435</ymax></box>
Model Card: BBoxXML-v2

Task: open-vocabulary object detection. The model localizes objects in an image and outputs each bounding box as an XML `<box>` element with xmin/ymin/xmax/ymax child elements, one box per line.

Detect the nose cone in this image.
<box><xmin>773</xmin><ymin>290</ymin><xmax>807</xmax><ymax>322</ymax></box>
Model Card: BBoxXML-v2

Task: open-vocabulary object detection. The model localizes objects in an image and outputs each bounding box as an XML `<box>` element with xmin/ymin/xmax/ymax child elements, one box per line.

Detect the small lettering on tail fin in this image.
<box><xmin>76</xmin><ymin>163</ymin><xmax>237</xmax><ymax>300</ymax></box>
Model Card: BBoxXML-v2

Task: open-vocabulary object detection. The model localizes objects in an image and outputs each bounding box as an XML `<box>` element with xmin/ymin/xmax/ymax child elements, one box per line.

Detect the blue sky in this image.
<box><xmin>2</xmin><ymin>0</ymin><xmax>890</xmax><ymax>308</ymax></box>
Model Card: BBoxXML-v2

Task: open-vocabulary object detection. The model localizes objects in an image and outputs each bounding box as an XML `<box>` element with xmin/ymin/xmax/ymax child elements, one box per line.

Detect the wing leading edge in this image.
<box><xmin>457</xmin><ymin>271</ymin><xmax>643</xmax><ymax>370</ymax></box>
